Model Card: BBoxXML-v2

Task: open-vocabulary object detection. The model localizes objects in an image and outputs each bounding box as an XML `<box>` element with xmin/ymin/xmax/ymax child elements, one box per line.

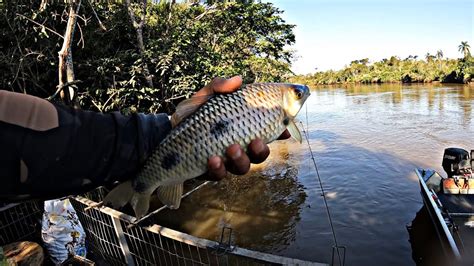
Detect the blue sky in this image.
<box><xmin>269</xmin><ymin>0</ymin><xmax>473</xmax><ymax>74</ymax></box>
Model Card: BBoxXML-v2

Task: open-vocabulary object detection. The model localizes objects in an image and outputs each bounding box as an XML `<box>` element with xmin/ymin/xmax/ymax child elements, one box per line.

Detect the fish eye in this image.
<box><xmin>294</xmin><ymin>88</ymin><xmax>303</xmax><ymax>99</ymax></box>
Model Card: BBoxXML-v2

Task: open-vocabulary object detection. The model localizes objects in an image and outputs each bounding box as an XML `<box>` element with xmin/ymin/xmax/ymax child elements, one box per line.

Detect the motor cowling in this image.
<box><xmin>442</xmin><ymin>148</ymin><xmax>471</xmax><ymax>178</ymax></box>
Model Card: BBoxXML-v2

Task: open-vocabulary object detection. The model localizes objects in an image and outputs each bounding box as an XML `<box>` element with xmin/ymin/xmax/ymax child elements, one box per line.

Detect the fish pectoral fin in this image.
<box><xmin>170</xmin><ymin>95</ymin><xmax>212</xmax><ymax>127</ymax></box>
<box><xmin>156</xmin><ymin>183</ymin><xmax>184</xmax><ymax>209</ymax></box>
<box><xmin>287</xmin><ymin>120</ymin><xmax>303</xmax><ymax>143</ymax></box>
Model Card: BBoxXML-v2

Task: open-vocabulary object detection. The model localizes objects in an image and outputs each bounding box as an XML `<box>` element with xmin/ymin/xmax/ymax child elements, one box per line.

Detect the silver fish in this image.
<box><xmin>103</xmin><ymin>83</ymin><xmax>311</xmax><ymax>218</ymax></box>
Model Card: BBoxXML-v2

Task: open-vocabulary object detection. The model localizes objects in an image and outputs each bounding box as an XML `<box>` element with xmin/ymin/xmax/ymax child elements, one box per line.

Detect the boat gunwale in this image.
<box><xmin>415</xmin><ymin>168</ymin><xmax>462</xmax><ymax>260</ymax></box>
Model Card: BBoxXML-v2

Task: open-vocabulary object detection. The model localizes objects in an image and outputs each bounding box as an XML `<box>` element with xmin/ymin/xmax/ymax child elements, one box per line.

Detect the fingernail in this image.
<box><xmin>253</xmin><ymin>139</ymin><xmax>264</xmax><ymax>151</ymax></box>
<box><xmin>231</xmin><ymin>147</ymin><xmax>242</xmax><ymax>160</ymax></box>
<box><xmin>209</xmin><ymin>156</ymin><xmax>221</xmax><ymax>170</ymax></box>
<box><xmin>213</xmin><ymin>159</ymin><xmax>221</xmax><ymax>169</ymax></box>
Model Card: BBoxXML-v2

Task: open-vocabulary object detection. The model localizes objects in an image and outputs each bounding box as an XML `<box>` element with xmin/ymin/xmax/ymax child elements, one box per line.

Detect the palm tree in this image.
<box><xmin>425</xmin><ymin>53</ymin><xmax>434</xmax><ymax>62</ymax></box>
<box><xmin>458</xmin><ymin>41</ymin><xmax>471</xmax><ymax>58</ymax></box>
<box><xmin>436</xmin><ymin>50</ymin><xmax>443</xmax><ymax>60</ymax></box>
<box><xmin>436</xmin><ymin>50</ymin><xmax>444</xmax><ymax>70</ymax></box>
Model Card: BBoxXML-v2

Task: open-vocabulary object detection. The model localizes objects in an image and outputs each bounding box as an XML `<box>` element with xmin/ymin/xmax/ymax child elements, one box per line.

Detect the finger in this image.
<box><xmin>194</xmin><ymin>77</ymin><xmax>226</xmax><ymax>98</ymax></box>
<box><xmin>247</xmin><ymin>139</ymin><xmax>270</xmax><ymax>164</ymax></box>
<box><xmin>194</xmin><ymin>76</ymin><xmax>243</xmax><ymax>98</ymax></box>
<box><xmin>225</xmin><ymin>144</ymin><xmax>250</xmax><ymax>175</ymax></box>
<box><xmin>204</xmin><ymin>156</ymin><xmax>227</xmax><ymax>181</ymax></box>
<box><xmin>278</xmin><ymin>129</ymin><xmax>291</xmax><ymax>140</ymax></box>
<box><xmin>211</xmin><ymin>76</ymin><xmax>242</xmax><ymax>94</ymax></box>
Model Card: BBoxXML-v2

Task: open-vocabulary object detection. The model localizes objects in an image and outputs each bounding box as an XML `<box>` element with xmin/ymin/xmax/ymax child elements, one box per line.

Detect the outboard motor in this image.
<box><xmin>442</xmin><ymin>148</ymin><xmax>472</xmax><ymax>178</ymax></box>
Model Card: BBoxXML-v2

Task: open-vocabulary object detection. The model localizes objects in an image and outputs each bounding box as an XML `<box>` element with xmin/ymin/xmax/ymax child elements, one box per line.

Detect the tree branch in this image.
<box><xmin>86</xmin><ymin>0</ymin><xmax>107</xmax><ymax>31</ymax></box>
<box><xmin>58</xmin><ymin>0</ymin><xmax>82</xmax><ymax>106</ymax></box>
<box><xmin>16</xmin><ymin>13</ymin><xmax>64</xmax><ymax>39</ymax></box>
<box><xmin>125</xmin><ymin>0</ymin><xmax>153</xmax><ymax>88</ymax></box>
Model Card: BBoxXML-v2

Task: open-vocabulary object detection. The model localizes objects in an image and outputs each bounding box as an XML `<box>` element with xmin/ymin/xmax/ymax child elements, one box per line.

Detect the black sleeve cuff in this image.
<box><xmin>107</xmin><ymin>112</ymin><xmax>171</xmax><ymax>183</ymax></box>
<box><xmin>136</xmin><ymin>113</ymin><xmax>172</xmax><ymax>164</ymax></box>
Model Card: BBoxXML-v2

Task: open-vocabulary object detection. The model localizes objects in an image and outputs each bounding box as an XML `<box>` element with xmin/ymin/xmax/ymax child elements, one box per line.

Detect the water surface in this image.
<box><xmin>155</xmin><ymin>83</ymin><xmax>474</xmax><ymax>265</ymax></box>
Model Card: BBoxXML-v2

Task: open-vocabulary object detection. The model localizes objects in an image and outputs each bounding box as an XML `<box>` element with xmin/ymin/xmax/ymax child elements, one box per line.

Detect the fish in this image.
<box><xmin>103</xmin><ymin>83</ymin><xmax>311</xmax><ymax>218</ymax></box>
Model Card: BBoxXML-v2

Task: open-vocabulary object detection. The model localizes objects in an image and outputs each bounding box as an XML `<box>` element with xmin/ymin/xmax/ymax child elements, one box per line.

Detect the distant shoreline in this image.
<box><xmin>302</xmin><ymin>80</ymin><xmax>473</xmax><ymax>86</ymax></box>
<box><xmin>289</xmin><ymin>49</ymin><xmax>473</xmax><ymax>87</ymax></box>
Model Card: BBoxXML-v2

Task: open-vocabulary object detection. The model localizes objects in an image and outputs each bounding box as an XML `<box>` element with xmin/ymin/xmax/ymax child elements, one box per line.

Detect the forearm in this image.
<box><xmin>0</xmin><ymin>91</ymin><xmax>170</xmax><ymax>201</ymax></box>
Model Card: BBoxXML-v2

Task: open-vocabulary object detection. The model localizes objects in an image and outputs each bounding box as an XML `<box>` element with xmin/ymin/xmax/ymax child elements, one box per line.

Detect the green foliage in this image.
<box><xmin>0</xmin><ymin>0</ymin><xmax>295</xmax><ymax>113</ymax></box>
<box><xmin>290</xmin><ymin>46</ymin><xmax>474</xmax><ymax>87</ymax></box>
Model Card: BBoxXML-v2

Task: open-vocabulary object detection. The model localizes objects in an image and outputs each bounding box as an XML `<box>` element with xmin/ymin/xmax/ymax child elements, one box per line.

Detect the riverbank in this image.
<box><xmin>289</xmin><ymin>79</ymin><xmax>473</xmax><ymax>87</ymax></box>
<box><xmin>290</xmin><ymin>52</ymin><xmax>473</xmax><ymax>87</ymax></box>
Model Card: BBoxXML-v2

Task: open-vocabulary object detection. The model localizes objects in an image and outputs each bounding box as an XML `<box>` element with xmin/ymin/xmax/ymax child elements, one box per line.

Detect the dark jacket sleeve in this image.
<box><xmin>0</xmin><ymin>92</ymin><xmax>171</xmax><ymax>202</ymax></box>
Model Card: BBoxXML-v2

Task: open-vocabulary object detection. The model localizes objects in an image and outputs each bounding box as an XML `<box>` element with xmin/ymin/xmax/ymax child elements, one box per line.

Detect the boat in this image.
<box><xmin>414</xmin><ymin>147</ymin><xmax>474</xmax><ymax>265</ymax></box>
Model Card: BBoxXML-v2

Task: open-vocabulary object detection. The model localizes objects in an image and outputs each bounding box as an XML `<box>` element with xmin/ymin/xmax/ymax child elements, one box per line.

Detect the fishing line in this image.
<box><xmin>301</xmin><ymin>103</ymin><xmax>344</xmax><ymax>265</ymax></box>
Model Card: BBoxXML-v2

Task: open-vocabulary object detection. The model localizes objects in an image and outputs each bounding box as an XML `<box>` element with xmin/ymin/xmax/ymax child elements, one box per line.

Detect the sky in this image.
<box><xmin>269</xmin><ymin>0</ymin><xmax>473</xmax><ymax>74</ymax></box>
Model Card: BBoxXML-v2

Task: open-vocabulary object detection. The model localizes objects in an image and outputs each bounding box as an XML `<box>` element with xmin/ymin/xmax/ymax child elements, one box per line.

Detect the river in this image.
<box><xmin>154</xmin><ymin>83</ymin><xmax>474</xmax><ymax>265</ymax></box>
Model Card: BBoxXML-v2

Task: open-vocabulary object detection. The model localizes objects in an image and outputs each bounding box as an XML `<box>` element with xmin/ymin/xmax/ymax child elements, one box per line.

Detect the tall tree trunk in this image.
<box><xmin>125</xmin><ymin>0</ymin><xmax>154</xmax><ymax>88</ymax></box>
<box><xmin>58</xmin><ymin>0</ymin><xmax>81</xmax><ymax>106</ymax></box>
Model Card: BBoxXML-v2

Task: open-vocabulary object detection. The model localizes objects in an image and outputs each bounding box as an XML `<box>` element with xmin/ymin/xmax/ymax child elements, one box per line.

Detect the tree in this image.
<box><xmin>0</xmin><ymin>1</ymin><xmax>295</xmax><ymax>113</ymax></box>
<box><xmin>125</xmin><ymin>0</ymin><xmax>153</xmax><ymax>88</ymax></box>
<box><xmin>436</xmin><ymin>49</ymin><xmax>443</xmax><ymax>70</ymax></box>
<box><xmin>57</xmin><ymin>0</ymin><xmax>81</xmax><ymax>107</ymax></box>
<box><xmin>458</xmin><ymin>41</ymin><xmax>471</xmax><ymax>58</ymax></box>
<box><xmin>425</xmin><ymin>53</ymin><xmax>435</xmax><ymax>62</ymax></box>
<box><xmin>289</xmin><ymin>43</ymin><xmax>471</xmax><ymax>85</ymax></box>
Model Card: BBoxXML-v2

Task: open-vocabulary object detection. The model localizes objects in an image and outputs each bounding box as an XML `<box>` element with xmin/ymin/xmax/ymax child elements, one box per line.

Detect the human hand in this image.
<box><xmin>171</xmin><ymin>76</ymin><xmax>290</xmax><ymax>181</ymax></box>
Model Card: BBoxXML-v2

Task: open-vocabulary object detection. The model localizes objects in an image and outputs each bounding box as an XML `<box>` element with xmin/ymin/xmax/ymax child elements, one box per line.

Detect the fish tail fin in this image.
<box><xmin>103</xmin><ymin>180</ymin><xmax>135</xmax><ymax>209</ymax></box>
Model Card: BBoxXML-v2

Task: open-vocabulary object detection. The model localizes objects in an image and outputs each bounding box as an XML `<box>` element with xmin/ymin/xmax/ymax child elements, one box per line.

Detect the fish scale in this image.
<box><xmin>142</xmin><ymin>84</ymin><xmax>282</xmax><ymax>185</ymax></box>
<box><xmin>102</xmin><ymin>83</ymin><xmax>310</xmax><ymax>218</ymax></box>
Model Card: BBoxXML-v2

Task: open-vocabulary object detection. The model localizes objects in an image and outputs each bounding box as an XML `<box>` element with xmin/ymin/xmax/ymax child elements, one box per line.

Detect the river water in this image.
<box><xmin>155</xmin><ymin>83</ymin><xmax>474</xmax><ymax>265</ymax></box>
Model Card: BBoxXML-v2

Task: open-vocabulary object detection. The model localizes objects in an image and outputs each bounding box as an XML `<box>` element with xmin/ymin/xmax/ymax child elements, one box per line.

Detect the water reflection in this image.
<box><xmin>150</xmin><ymin>142</ymin><xmax>307</xmax><ymax>252</ymax></box>
<box><xmin>316</xmin><ymin>84</ymin><xmax>473</xmax><ymax>127</ymax></box>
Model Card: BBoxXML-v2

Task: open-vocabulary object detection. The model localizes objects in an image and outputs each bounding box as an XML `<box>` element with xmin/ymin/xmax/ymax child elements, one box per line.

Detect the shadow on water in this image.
<box><xmin>407</xmin><ymin>206</ymin><xmax>450</xmax><ymax>266</ymax></box>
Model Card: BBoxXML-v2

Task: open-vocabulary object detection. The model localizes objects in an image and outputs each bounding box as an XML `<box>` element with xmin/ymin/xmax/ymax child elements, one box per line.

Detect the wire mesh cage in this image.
<box><xmin>70</xmin><ymin>188</ymin><xmax>326</xmax><ymax>266</ymax></box>
<box><xmin>0</xmin><ymin>201</ymin><xmax>43</xmax><ymax>247</ymax></box>
<box><xmin>0</xmin><ymin>187</ymin><xmax>326</xmax><ymax>265</ymax></box>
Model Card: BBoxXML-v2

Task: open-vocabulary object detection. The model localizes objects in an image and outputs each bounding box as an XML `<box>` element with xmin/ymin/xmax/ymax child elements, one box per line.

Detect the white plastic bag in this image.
<box><xmin>41</xmin><ymin>199</ymin><xmax>86</xmax><ymax>264</ymax></box>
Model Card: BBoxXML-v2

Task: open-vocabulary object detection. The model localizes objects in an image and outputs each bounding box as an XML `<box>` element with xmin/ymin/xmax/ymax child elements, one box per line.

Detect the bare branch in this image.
<box><xmin>58</xmin><ymin>0</ymin><xmax>82</xmax><ymax>106</ymax></box>
<box><xmin>40</xmin><ymin>0</ymin><xmax>48</xmax><ymax>11</ymax></box>
<box><xmin>194</xmin><ymin>4</ymin><xmax>217</xmax><ymax>20</ymax></box>
<box><xmin>16</xmin><ymin>13</ymin><xmax>64</xmax><ymax>39</ymax></box>
<box><xmin>76</xmin><ymin>21</ymin><xmax>85</xmax><ymax>48</ymax></box>
<box><xmin>86</xmin><ymin>0</ymin><xmax>107</xmax><ymax>31</ymax></box>
<box><xmin>101</xmin><ymin>90</ymin><xmax>119</xmax><ymax>111</ymax></box>
<box><xmin>75</xmin><ymin>13</ymin><xmax>89</xmax><ymax>25</ymax></box>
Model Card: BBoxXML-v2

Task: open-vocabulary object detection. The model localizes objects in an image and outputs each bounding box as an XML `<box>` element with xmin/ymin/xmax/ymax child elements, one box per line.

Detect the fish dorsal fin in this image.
<box><xmin>156</xmin><ymin>183</ymin><xmax>183</xmax><ymax>209</ymax></box>
<box><xmin>287</xmin><ymin>120</ymin><xmax>302</xmax><ymax>143</ymax></box>
<box><xmin>171</xmin><ymin>95</ymin><xmax>213</xmax><ymax>127</ymax></box>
